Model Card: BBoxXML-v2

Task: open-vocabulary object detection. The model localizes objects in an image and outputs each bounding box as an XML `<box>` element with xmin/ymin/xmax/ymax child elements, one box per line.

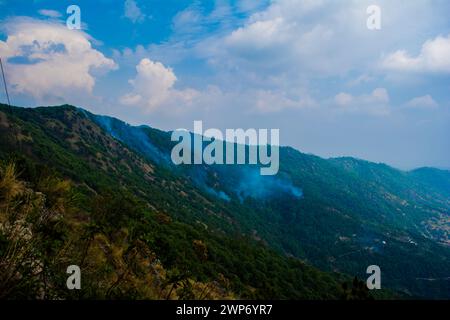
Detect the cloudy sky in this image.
<box><xmin>0</xmin><ymin>0</ymin><xmax>449</xmax><ymax>169</ymax></box>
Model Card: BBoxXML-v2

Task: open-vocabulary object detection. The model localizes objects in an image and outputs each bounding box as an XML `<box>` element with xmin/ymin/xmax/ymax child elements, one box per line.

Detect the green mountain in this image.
<box><xmin>1</xmin><ymin>104</ymin><xmax>449</xmax><ymax>299</ymax></box>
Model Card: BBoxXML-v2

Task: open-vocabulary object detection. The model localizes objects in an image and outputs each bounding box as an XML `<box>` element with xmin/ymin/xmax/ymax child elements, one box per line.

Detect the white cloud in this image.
<box><xmin>195</xmin><ymin>0</ymin><xmax>450</xmax><ymax>84</ymax></box>
<box><xmin>124</xmin><ymin>0</ymin><xmax>146</xmax><ymax>24</ymax></box>
<box><xmin>172</xmin><ymin>7</ymin><xmax>203</xmax><ymax>34</ymax></box>
<box><xmin>347</xmin><ymin>74</ymin><xmax>374</xmax><ymax>87</ymax></box>
<box><xmin>38</xmin><ymin>9</ymin><xmax>62</xmax><ymax>18</ymax></box>
<box><xmin>382</xmin><ymin>35</ymin><xmax>450</xmax><ymax>73</ymax></box>
<box><xmin>333</xmin><ymin>88</ymin><xmax>390</xmax><ymax>116</ymax></box>
<box><xmin>225</xmin><ymin>17</ymin><xmax>288</xmax><ymax>52</ymax></box>
<box><xmin>334</xmin><ymin>92</ymin><xmax>353</xmax><ymax>106</ymax></box>
<box><xmin>371</xmin><ymin>88</ymin><xmax>390</xmax><ymax>104</ymax></box>
<box><xmin>120</xmin><ymin>58</ymin><xmax>198</xmax><ymax>112</ymax></box>
<box><xmin>121</xmin><ymin>58</ymin><xmax>176</xmax><ymax>109</ymax></box>
<box><xmin>0</xmin><ymin>18</ymin><xmax>117</xmax><ymax>103</ymax></box>
<box><xmin>199</xmin><ymin>1</ymin><xmax>369</xmax><ymax>76</ymax></box>
<box><xmin>405</xmin><ymin>95</ymin><xmax>438</xmax><ymax>109</ymax></box>
<box><xmin>252</xmin><ymin>89</ymin><xmax>317</xmax><ymax>113</ymax></box>
<box><xmin>115</xmin><ymin>1</ymin><xmax>449</xmax><ymax>119</ymax></box>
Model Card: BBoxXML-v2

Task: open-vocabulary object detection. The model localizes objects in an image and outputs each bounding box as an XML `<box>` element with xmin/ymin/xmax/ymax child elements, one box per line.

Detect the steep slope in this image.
<box><xmin>0</xmin><ymin>104</ymin><xmax>353</xmax><ymax>299</ymax></box>
<box><xmin>87</xmin><ymin>108</ymin><xmax>450</xmax><ymax>299</ymax></box>
<box><xmin>2</xmin><ymin>104</ymin><xmax>450</xmax><ymax>298</ymax></box>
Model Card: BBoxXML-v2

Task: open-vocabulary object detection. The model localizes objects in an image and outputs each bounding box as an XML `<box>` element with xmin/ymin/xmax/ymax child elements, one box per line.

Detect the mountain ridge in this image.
<box><xmin>82</xmin><ymin>104</ymin><xmax>450</xmax><ymax>175</ymax></box>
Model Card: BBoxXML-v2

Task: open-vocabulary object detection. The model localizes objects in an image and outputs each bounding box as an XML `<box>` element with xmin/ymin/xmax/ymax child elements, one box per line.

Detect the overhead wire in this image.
<box><xmin>0</xmin><ymin>56</ymin><xmax>20</xmax><ymax>150</ymax></box>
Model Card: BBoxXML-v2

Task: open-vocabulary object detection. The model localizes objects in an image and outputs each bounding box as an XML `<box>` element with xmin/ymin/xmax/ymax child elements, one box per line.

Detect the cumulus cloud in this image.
<box><xmin>124</xmin><ymin>0</ymin><xmax>146</xmax><ymax>24</ymax></box>
<box><xmin>405</xmin><ymin>95</ymin><xmax>438</xmax><ymax>109</ymax></box>
<box><xmin>0</xmin><ymin>18</ymin><xmax>117</xmax><ymax>103</ymax></box>
<box><xmin>225</xmin><ymin>17</ymin><xmax>288</xmax><ymax>52</ymax></box>
<box><xmin>196</xmin><ymin>0</ymin><xmax>450</xmax><ymax>84</ymax></box>
<box><xmin>38</xmin><ymin>9</ymin><xmax>62</xmax><ymax>18</ymax></box>
<box><xmin>382</xmin><ymin>35</ymin><xmax>450</xmax><ymax>73</ymax></box>
<box><xmin>333</xmin><ymin>88</ymin><xmax>390</xmax><ymax>115</ymax></box>
<box><xmin>121</xmin><ymin>58</ymin><xmax>176</xmax><ymax>109</ymax></box>
<box><xmin>120</xmin><ymin>58</ymin><xmax>198</xmax><ymax>112</ymax></box>
<box><xmin>200</xmin><ymin>0</ymin><xmax>371</xmax><ymax>76</ymax></box>
<box><xmin>116</xmin><ymin>1</ymin><xmax>449</xmax><ymax>118</ymax></box>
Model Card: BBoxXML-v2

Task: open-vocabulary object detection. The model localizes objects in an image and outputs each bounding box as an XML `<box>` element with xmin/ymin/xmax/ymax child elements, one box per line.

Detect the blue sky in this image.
<box><xmin>0</xmin><ymin>0</ymin><xmax>449</xmax><ymax>169</ymax></box>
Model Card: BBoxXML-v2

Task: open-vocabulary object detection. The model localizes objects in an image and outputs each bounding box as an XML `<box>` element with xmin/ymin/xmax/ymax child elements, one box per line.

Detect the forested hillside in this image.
<box><xmin>1</xmin><ymin>104</ymin><xmax>449</xmax><ymax>299</ymax></box>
